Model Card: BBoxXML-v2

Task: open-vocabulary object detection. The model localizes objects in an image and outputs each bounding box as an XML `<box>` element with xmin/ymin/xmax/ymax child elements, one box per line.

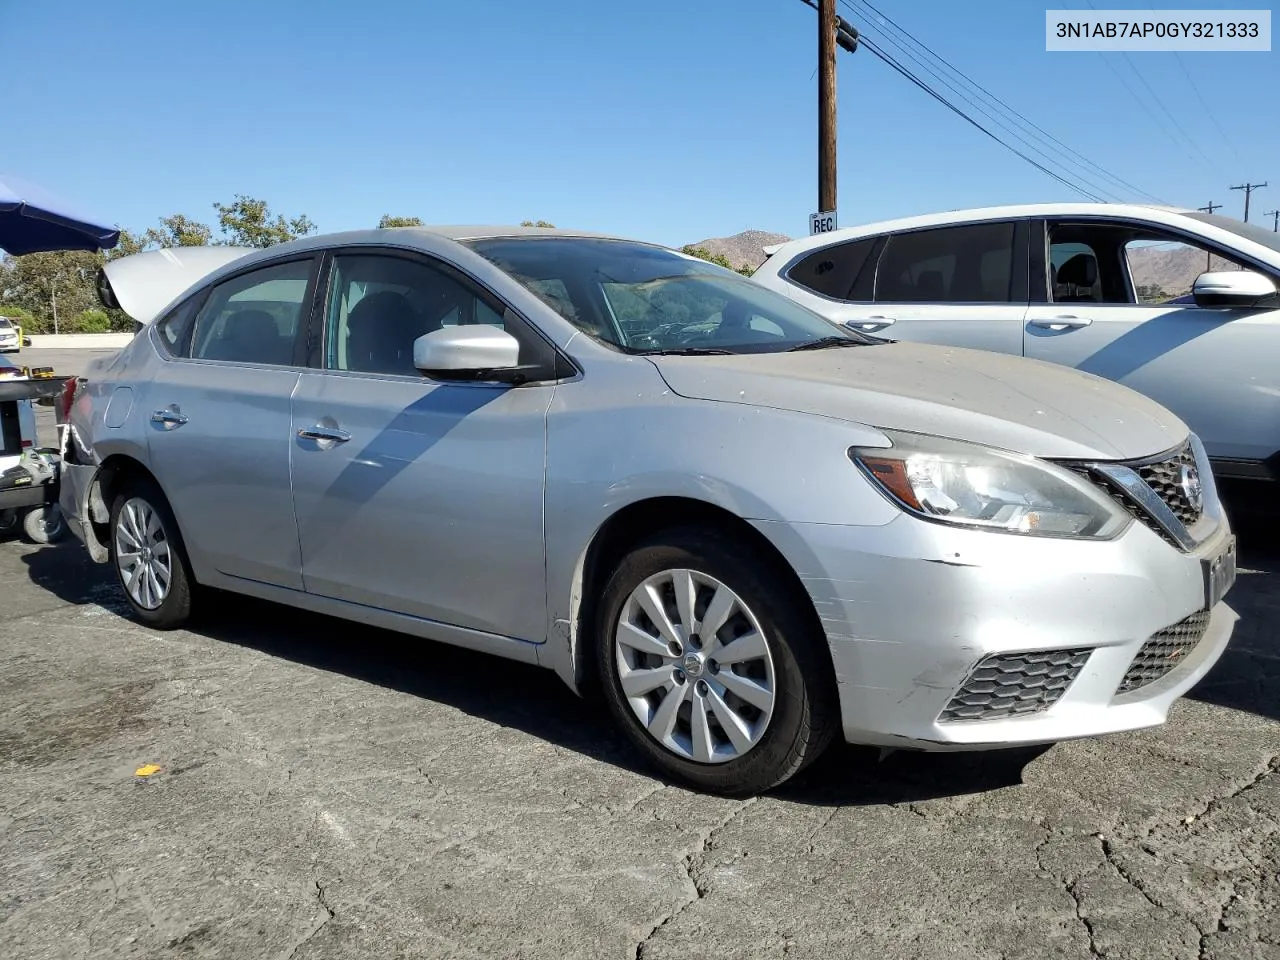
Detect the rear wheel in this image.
<box><xmin>595</xmin><ymin>527</ymin><xmax>837</xmax><ymax>796</ymax></box>
<box><xmin>108</xmin><ymin>476</ymin><xmax>195</xmax><ymax>629</ymax></box>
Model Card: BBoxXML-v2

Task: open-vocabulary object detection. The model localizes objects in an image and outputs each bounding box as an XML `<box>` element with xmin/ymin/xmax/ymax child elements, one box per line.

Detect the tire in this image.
<box><xmin>108</xmin><ymin>475</ymin><xmax>196</xmax><ymax>629</ymax></box>
<box><xmin>21</xmin><ymin>504</ymin><xmax>65</xmax><ymax>544</ymax></box>
<box><xmin>595</xmin><ymin>526</ymin><xmax>837</xmax><ymax>797</ymax></box>
<box><xmin>0</xmin><ymin>509</ymin><xmax>17</xmax><ymax>539</ymax></box>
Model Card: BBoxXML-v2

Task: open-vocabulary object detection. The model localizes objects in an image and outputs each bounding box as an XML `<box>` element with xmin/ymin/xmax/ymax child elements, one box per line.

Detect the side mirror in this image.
<box><xmin>1192</xmin><ymin>270</ymin><xmax>1277</xmax><ymax>308</ymax></box>
<box><xmin>413</xmin><ymin>326</ymin><xmax>522</xmax><ymax>381</ymax></box>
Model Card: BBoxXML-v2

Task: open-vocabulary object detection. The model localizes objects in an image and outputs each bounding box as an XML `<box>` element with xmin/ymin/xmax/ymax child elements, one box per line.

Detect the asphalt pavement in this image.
<box><xmin>2</xmin><ymin>347</ymin><xmax>1277</xmax><ymax>960</ymax></box>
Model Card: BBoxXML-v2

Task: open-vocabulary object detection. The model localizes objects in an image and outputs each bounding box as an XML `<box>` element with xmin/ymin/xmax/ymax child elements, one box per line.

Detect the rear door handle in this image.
<box><xmin>297</xmin><ymin>425</ymin><xmax>351</xmax><ymax>443</ymax></box>
<box><xmin>848</xmin><ymin>315</ymin><xmax>897</xmax><ymax>332</ymax></box>
<box><xmin>151</xmin><ymin>408</ymin><xmax>188</xmax><ymax>426</ymax></box>
<box><xmin>1028</xmin><ymin>315</ymin><xmax>1093</xmax><ymax>331</ymax></box>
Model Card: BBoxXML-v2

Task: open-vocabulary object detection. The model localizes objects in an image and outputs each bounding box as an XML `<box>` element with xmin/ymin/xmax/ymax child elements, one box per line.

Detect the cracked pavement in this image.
<box><xmin>2</xmin><ymin>350</ymin><xmax>1278</xmax><ymax>959</ymax></box>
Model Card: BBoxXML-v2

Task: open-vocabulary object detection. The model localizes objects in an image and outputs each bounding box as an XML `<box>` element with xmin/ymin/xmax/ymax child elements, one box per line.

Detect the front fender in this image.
<box><xmin>539</xmin><ymin>363</ymin><xmax>901</xmax><ymax>692</ymax></box>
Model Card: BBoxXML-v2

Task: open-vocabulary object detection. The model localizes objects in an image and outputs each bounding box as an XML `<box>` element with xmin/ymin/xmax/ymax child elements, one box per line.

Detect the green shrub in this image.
<box><xmin>74</xmin><ymin>309</ymin><xmax>112</xmax><ymax>333</ymax></box>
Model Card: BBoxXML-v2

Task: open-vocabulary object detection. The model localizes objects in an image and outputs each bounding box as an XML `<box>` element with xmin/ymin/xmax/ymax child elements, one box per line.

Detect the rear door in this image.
<box><xmin>144</xmin><ymin>256</ymin><xmax>320</xmax><ymax>589</ymax></box>
<box><xmin>783</xmin><ymin>221</ymin><xmax>1029</xmax><ymax>352</ymax></box>
<box><xmin>1023</xmin><ymin>219</ymin><xmax>1280</xmax><ymax>467</ymax></box>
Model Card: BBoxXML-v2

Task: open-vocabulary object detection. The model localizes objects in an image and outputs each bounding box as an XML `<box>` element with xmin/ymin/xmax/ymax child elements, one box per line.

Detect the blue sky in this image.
<box><xmin>4</xmin><ymin>0</ymin><xmax>1276</xmax><ymax>247</ymax></box>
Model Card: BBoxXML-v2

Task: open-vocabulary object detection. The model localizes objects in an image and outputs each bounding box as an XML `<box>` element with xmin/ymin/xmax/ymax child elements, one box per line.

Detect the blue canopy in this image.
<box><xmin>0</xmin><ymin>175</ymin><xmax>120</xmax><ymax>256</ymax></box>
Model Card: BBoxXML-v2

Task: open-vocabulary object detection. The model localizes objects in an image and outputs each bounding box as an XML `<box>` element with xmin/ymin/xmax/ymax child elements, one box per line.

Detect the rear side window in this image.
<box><xmin>786</xmin><ymin>238</ymin><xmax>878</xmax><ymax>300</ymax></box>
<box><xmin>876</xmin><ymin>223</ymin><xmax>1016</xmax><ymax>303</ymax></box>
<box><xmin>154</xmin><ymin>296</ymin><xmax>203</xmax><ymax>357</ymax></box>
<box><xmin>190</xmin><ymin>260</ymin><xmax>314</xmax><ymax>365</ymax></box>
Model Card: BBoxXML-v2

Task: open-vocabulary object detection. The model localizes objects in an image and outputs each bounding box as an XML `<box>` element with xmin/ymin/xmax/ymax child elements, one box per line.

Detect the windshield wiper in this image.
<box><xmin>633</xmin><ymin>347</ymin><xmax>736</xmax><ymax>356</ymax></box>
<box><xmin>787</xmin><ymin>336</ymin><xmax>868</xmax><ymax>352</ymax></box>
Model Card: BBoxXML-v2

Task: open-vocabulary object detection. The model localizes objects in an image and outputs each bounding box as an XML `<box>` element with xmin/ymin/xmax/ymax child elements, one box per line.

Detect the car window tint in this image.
<box><xmin>1047</xmin><ymin>224</ymin><xmax>1137</xmax><ymax>305</ymax></box>
<box><xmin>190</xmin><ymin>260</ymin><xmax>312</xmax><ymax>365</ymax></box>
<box><xmin>325</xmin><ymin>254</ymin><xmax>512</xmax><ymax>376</ymax></box>
<box><xmin>876</xmin><ymin>223</ymin><xmax>1015</xmax><ymax>303</ymax></box>
<box><xmin>1124</xmin><ymin>234</ymin><xmax>1249</xmax><ymax>304</ymax></box>
<box><xmin>786</xmin><ymin>238</ymin><xmax>877</xmax><ymax>299</ymax></box>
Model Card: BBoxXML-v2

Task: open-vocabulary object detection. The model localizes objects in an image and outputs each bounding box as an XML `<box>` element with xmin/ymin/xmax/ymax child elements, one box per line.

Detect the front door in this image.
<box><xmin>289</xmin><ymin>250</ymin><xmax>552</xmax><ymax>643</ymax></box>
<box><xmin>144</xmin><ymin>256</ymin><xmax>318</xmax><ymax>589</ymax></box>
<box><xmin>1024</xmin><ymin>221</ymin><xmax>1280</xmax><ymax>465</ymax></box>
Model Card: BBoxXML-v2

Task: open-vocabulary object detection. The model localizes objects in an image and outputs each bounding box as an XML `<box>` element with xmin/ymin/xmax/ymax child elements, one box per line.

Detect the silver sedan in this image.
<box><xmin>59</xmin><ymin>226</ymin><xmax>1237</xmax><ymax>794</ymax></box>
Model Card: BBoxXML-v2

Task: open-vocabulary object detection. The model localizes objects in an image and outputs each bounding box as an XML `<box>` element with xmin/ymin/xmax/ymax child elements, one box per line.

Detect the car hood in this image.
<box><xmin>650</xmin><ymin>342</ymin><xmax>1188</xmax><ymax>460</ymax></box>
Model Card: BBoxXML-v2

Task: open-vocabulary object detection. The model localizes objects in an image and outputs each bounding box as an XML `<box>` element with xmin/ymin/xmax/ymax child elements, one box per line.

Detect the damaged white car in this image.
<box><xmin>58</xmin><ymin>227</ymin><xmax>1237</xmax><ymax>794</ymax></box>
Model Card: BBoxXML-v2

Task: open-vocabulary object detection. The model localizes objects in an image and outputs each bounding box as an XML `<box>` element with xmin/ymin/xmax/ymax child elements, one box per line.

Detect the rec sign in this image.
<box><xmin>809</xmin><ymin>210</ymin><xmax>838</xmax><ymax>235</ymax></box>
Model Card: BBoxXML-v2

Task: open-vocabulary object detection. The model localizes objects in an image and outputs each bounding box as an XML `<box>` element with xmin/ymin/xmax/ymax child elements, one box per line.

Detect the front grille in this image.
<box><xmin>939</xmin><ymin>648</ymin><xmax>1093</xmax><ymax>722</ymax></box>
<box><xmin>1116</xmin><ymin>609</ymin><xmax>1212</xmax><ymax>695</ymax></box>
<box><xmin>1069</xmin><ymin>442</ymin><xmax>1205</xmax><ymax>547</ymax></box>
<box><xmin>1137</xmin><ymin>445</ymin><xmax>1202</xmax><ymax>525</ymax></box>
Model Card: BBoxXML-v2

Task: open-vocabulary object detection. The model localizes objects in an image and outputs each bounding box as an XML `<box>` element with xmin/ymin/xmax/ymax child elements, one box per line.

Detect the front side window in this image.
<box><xmin>1124</xmin><ymin>233</ymin><xmax>1250</xmax><ymax>304</ymax></box>
<box><xmin>876</xmin><ymin>223</ymin><xmax>1016</xmax><ymax>303</ymax></box>
<box><xmin>464</xmin><ymin>237</ymin><xmax>874</xmax><ymax>354</ymax></box>
<box><xmin>324</xmin><ymin>254</ymin><xmax>516</xmax><ymax>376</ymax></box>
<box><xmin>190</xmin><ymin>260</ymin><xmax>313</xmax><ymax>365</ymax></box>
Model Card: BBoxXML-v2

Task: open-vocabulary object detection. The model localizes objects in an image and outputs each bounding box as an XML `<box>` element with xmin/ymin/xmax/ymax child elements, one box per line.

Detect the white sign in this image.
<box><xmin>809</xmin><ymin>210</ymin><xmax>838</xmax><ymax>235</ymax></box>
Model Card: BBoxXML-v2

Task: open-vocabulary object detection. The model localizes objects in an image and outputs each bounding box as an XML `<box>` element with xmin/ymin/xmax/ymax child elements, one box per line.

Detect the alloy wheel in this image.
<box><xmin>614</xmin><ymin>568</ymin><xmax>776</xmax><ymax>764</ymax></box>
<box><xmin>114</xmin><ymin>497</ymin><xmax>173</xmax><ymax>610</ymax></box>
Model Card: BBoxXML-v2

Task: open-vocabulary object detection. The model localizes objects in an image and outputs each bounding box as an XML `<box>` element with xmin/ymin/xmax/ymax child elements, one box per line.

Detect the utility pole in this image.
<box><xmin>818</xmin><ymin>0</ymin><xmax>837</xmax><ymax>216</ymax></box>
<box><xmin>1264</xmin><ymin>210</ymin><xmax>1280</xmax><ymax>232</ymax></box>
<box><xmin>1198</xmin><ymin>202</ymin><xmax>1222</xmax><ymax>270</ymax></box>
<box><xmin>1230</xmin><ymin>182</ymin><xmax>1267</xmax><ymax>222</ymax></box>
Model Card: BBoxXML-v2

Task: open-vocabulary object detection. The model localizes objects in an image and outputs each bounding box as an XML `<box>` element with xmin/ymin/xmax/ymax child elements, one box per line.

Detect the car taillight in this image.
<box><xmin>58</xmin><ymin>377</ymin><xmax>79</xmax><ymax>423</ymax></box>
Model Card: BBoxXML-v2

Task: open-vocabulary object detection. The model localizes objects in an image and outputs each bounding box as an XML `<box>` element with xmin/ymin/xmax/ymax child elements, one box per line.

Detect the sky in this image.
<box><xmin>3</xmin><ymin>0</ymin><xmax>1277</xmax><ymax>248</ymax></box>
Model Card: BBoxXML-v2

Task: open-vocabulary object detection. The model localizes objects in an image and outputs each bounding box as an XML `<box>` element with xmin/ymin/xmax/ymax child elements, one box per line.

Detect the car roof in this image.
<box><xmin>761</xmin><ymin>202</ymin><xmax>1198</xmax><ymax>263</ymax></box>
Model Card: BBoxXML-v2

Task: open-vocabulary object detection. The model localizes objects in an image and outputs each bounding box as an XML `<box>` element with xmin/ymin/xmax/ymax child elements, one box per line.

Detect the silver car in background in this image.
<box><xmin>60</xmin><ymin>226</ymin><xmax>1237</xmax><ymax>795</ymax></box>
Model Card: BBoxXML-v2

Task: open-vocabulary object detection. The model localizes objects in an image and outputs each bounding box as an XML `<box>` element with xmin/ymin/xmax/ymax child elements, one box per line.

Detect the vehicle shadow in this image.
<box><xmin>20</xmin><ymin>546</ymin><xmax>1050</xmax><ymax>805</ymax></box>
<box><xmin>1187</xmin><ymin>481</ymin><xmax>1280</xmax><ymax>722</ymax></box>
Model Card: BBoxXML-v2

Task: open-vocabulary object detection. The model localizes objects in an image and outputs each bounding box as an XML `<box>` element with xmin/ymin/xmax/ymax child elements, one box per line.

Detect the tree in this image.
<box><xmin>378</xmin><ymin>215</ymin><xmax>424</xmax><ymax>228</ymax></box>
<box><xmin>213</xmin><ymin>195</ymin><xmax>316</xmax><ymax>248</ymax></box>
<box><xmin>0</xmin><ymin>249</ymin><xmax>103</xmax><ymax>333</ymax></box>
<box><xmin>680</xmin><ymin>245</ymin><xmax>754</xmax><ymax>277</ymax></box>
<box><xmin>520</xmin><ymin>220</ymin><xmax>556</xmax><ymax>228</ymax></box>
<box><xmin>146</xmin><ymin>214</ymin><xmax>213</xmax><ymax>248</ymax></box>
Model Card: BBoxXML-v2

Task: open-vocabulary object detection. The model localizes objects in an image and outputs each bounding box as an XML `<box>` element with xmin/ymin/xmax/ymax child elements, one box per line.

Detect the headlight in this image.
<box><xmin>850</xmin><ymin>431</ymin><xmax>1131</xmax><ymax>539</ymax></box>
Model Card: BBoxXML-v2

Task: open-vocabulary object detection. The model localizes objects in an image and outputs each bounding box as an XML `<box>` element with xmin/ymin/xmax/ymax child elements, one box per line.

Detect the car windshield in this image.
<box><xmin>464</xmin><ymin>236</ymin><xmax>876</xmax><ymax>354</ymax></box>
<box><xmin>1183</xmin><ymin>212</ymin><xmax>1280</xmax><ymax>256</ymax></box>
<box><xmin>0</xmin><ymin>318</ymin><xmax>14</xmax><ymax>329</ymax></box>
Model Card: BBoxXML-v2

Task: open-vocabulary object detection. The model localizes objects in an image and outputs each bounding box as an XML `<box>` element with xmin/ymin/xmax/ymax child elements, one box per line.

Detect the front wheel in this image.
<box><xmin>595</xmin><ymin>527</ymin><xmax>837</xmax><ymax>796</ymax></box>
<box><xmin>108</xmin><ymin>477</ymin><xmax>196</xmax><ymax>629</ymax></box>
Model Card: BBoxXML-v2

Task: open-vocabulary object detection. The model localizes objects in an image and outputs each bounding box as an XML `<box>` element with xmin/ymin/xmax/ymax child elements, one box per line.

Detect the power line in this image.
<box><xmin>853</xmin><ymin>32</ymin><xmax>1106</xmax><ymax>200</ymax></box>
<box><xmin>1143</xmin><ymin>0</ymin><xmax>1245</xmax><ymax>166</ymax></box>
<box><xmin>1082</xmin><ymin>0</ymin><xmax>1218</xmax><ymax>173</ymax></box>
<box><xmin>839</xmin><ymin>0</ymin><xmax>1167</xmax><ymax>204</ymax></box>
<box><xmin>839</xmin><ymin>9</ymin><xmax>1125</xmax><ymax>202</ymax></box>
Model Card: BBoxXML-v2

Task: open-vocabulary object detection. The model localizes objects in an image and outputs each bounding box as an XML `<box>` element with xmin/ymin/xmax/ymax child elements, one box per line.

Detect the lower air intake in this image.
<box><xmin>1116</xmin><ymin>609</ymin><xmax>1212</xmax><ymax>695</ymax></box>
<box><xmin>939</xmin><ymin>648</ymin><xmax>1093</xmax><ymax>722</ymax></box>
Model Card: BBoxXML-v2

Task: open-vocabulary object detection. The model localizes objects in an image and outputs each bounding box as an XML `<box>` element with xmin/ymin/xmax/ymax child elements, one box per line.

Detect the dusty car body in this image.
<box><xmin>59</xmin><ymin>227</ymin><xmax>1237</xmax><ymax>794</ymax></box>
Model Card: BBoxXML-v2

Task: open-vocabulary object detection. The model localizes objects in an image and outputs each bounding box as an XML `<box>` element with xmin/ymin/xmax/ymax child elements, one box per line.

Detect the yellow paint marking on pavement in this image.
<box><xmin>134</xmin><ymin>764</ymin><xmax>162</xmax><ymax>777</ymax></box>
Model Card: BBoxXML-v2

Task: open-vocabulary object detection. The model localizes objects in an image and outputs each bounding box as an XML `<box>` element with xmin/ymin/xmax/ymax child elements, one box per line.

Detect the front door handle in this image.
<box><xmin>297</xmin><ymin>425</ymin><xmax>351</xmax><ymax>443</ymax></box>
<box><xmin>1028</xmin><ymin>315</ymin><xmax>1093</xmax><ymax>331</ymax></box>
<box><xmin>848</xmin><ymin>315</ymin><xmax>897</xmax><ymax>332</ymax></box>
<box><xmin>151</xmin><ymin>407</ymin><xmax>188</xmax><ymax>426</ymax></box>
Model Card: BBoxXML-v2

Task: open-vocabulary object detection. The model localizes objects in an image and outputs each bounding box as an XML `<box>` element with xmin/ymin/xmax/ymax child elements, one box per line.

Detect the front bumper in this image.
<box><xmin>753</xmin><ymin>511</ymin><xmax>1237</xmax><ymax>751</ymax></box>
